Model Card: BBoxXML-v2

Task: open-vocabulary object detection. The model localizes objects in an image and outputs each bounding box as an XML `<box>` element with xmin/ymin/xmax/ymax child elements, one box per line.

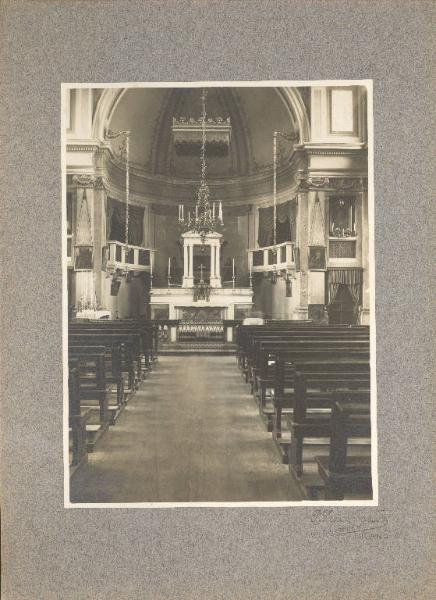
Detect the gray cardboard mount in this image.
<box><xmin>0</xmin><ymin>1</ymin><xmax>434</xmax><ymax>599</ymax></box>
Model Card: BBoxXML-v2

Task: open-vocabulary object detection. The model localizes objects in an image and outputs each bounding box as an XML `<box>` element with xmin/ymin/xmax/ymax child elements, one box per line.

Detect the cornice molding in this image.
<box><xmin>302</xmin><ymin>142</ymin><xmax>367</xmax><ymax>156</ymax></box>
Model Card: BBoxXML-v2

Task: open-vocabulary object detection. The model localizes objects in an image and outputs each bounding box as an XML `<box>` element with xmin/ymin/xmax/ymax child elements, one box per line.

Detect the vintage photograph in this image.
<box><xmin>63</xmin><ymin>81</ymin><xmax>376</xmax><ymax>506</ymax></box>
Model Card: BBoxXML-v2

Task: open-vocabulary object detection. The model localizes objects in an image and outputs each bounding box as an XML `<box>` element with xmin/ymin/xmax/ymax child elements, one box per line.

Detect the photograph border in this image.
<box><xmin>62</xmin><ymin>79</ymin><xmax>377</xmax><ymax>508</ymax></box>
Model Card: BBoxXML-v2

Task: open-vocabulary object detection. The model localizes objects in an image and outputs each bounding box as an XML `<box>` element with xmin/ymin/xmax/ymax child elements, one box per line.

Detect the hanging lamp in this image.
<box><xmin>177</xmin><ymin>89</ymin><xmax>228</xmax><ymax>243</ymax></box>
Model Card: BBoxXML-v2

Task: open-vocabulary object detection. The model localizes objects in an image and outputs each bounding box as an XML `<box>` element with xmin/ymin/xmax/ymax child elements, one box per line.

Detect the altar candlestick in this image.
<box><xmin>232</xmin><ymin>258</ymin><xmax>235</xmax><ymax>278</ymax></box>
<box><xmin>353</xmin><ymin>222</ymin><xmax>356</xmax><ymax>235</ymax></box>
<box><xmin>188</xmin><ymin>211</ymin><xmax>191</xmax><ymax>223</ymax></box>
<box><xmin>212</xmin><ymin>202</ymin><xmax>215</xmax><ymax>219</ymax></box>
<box><xmin>218</xmin><ymin>201</ymin><xmax>223</xmax><ymax>223</ymax></box>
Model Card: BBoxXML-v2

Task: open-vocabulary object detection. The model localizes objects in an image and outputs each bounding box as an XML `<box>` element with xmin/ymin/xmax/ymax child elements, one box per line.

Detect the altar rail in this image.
<box><xmin>178</xmin><ymin>320</ymin><xmax>224</xmax><ymax>340</ymax></box>
<box><xmin>107</xmin><ymin>241</ymin><xmax>155</xmax><ymax>272</ymax></box>
<box><xmin>249</xmin><ymin>241</ymin><xmax>295</xmax><ymax>273</ymax></box>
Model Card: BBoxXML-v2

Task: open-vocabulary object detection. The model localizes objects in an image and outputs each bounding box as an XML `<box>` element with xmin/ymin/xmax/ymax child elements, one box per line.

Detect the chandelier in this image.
<box><xmin>177</xmin><ymin>89</ymin><xmax>225</xmax><ymax>243</ymax></box>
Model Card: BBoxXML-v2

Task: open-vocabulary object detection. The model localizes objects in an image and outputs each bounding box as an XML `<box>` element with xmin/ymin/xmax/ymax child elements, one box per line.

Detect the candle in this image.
<box><xmin>219</xmin><ymin>201</ymin><xmax>223</xmax><ymax>223</ymax></box>
<box><xmin>150</xmin><ymin>254</ymin><xmax>153</xmax><ymax>277</ymax></box>
<box><xmin>168</xmin><ymin>256</ymin><xmax>171</xmax><ymax>278</ymax></box>
<box><xmin>353</xmin><ymin>221</ymin><xmax>356</xmax><ymax>234</ymax></box>
<box><xmin>188</xmin><ymin>210</ymin><xmax>191</xmax><ymax>222</ymax></box>
<box><xmin>232</xmin><ymin>258</ymin><xmax>235</xmax><ymax>278</ymax></box>
<box><xmin>181</xmin><ymin>204</ymin><xmax>184</xmax><ymax>221</ymax></box>
<box><xmin>212</xmin><ymin>202</ymin><xmax>215</xmax><ymax>219</ymax></box>
<box><xmin>196</xmin><ymin>205</ymin><xmax>198</xmax><ymax>219</ymax></box>
<box><xmin>178</xmin><ymin>204</ymin><xmax>181</xmax><ymax>220</ymax></box>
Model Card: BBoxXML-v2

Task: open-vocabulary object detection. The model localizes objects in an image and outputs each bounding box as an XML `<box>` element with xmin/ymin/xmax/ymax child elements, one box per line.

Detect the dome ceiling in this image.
<box><xmin>108</xmin><ymin>87</ymin><xmax>300</xmax><ymax>181</ymax></box>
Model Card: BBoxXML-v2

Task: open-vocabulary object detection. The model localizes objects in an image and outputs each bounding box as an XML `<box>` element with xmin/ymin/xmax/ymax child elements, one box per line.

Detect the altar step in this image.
<box><xmin>159</xmin><ymin>342</ymin><xmax>237</xmax><ymax>355</ymax></box>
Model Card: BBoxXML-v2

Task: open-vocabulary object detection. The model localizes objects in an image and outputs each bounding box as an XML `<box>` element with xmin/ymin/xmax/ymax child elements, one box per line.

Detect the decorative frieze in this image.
<box><xmin>297</xmin><ymin>170</ymin><xmax>367</xmax><ymax>192</ymax></box>
<box><xmin>71</xmin><ymin>174</ymin><xmax>109</xmax><ymax>190</ymax></box>
<box><xmin>72</xmin><ymin>174</ymin><xmax>96</xmax><ymax>188</ymax></box>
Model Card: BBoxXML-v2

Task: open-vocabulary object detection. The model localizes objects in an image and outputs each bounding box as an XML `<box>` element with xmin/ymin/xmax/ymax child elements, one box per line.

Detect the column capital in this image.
<box><xmin>72</xmin><ymin>174</ymin><xmax>96</xmax><ymax>188</ymax></box>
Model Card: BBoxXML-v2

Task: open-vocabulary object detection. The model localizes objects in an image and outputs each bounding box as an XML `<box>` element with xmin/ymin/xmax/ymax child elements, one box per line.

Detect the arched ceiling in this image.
<box><xmin>107</xmin><ymin>87</ymin><xmax>301</xmax><ymax>181</ymax></box>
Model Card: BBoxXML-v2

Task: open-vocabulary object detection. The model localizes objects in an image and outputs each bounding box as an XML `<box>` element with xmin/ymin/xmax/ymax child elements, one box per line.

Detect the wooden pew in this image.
<box><xmin>315</xmin><ymin>395</ymin><xmax>372</xmax><ymax>500</ymax></box>
<box><xmin>252</xmin><ymin>334</ymin><xmax>370</xmax><ymax>403</ymax></box>
<box><xmin>236</xmin><ymin>322</ymin><xmax>363</xmax><ymax>369</ymax></box>
<box><xmin>70</xmin><ymin>320</ymin><xmax>155</xmax><ymax>375</ymax></box>
<box><xmin>69</xmin><ymin>329</ymin><xmax>142</xmax><ymax>391</ymax></box>
<box><xmin>69</xmin><ymin>343</ymin><xmax>125</xmax><ymax>424</ymax></box>
<box><xmin>271</xmin><ymin>353</ymin><xmax>370</xmax><ymax>450</ymax></box>
<box><xmin>283</xmin><ymin>360</ymin><xmax>370</xmax><ymax>477</ymax></box>
<box><xmin>68</xmin><ymin>347</ymin><xmax>110</xmax><ymax>452</ymax></box>
<box><xmin>239</xmin><ymin>325</ymin><xmax>369</xmax><ymax>385</ymax></box>
<box><xmin>245</xmin><ymin>330</ymin><xmax>370</xmax><ymax>429</ymax></box>
<box><xmin>85</xmin><ymin>318</ymin><xmax>159</xmax><ymax>369</ymax></box>
<box><xmin>68</xmin><ymin>364</ymin><xmax>90</xmax><ymax>472</ymax></box>
<box><xmin>236</xmin><ymin>321</ymin><xmax>315</xmax><ymax>370</ymax></box>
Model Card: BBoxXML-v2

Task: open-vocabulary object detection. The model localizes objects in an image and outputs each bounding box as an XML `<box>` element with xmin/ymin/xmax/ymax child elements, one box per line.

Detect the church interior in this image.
<box><xmin>66</xmin><ymin>84</ymin><xmax>373</xmax><ymax>503</ymax></box>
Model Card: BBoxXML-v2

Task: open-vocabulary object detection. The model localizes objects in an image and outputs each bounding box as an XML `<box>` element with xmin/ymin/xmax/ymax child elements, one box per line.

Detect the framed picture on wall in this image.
<box><xmin>308</xmin><ymin>246</ymin><xmax>326</xmax><ymax>271</ymax></box>
<box><xmin>74</xmin><ymin>245</ymin><xmax>94</xmax><ymax>271</ymax></box>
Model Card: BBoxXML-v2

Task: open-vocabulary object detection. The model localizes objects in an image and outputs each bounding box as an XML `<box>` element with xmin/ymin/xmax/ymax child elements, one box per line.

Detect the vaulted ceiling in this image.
<box><xmin>107</xmin><ymin>87</ymin><xmax>301</xmax><ymax>181</ymax></box>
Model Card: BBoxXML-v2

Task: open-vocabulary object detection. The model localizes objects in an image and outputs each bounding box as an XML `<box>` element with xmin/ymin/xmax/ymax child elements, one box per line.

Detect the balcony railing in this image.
<box><xmin>107</xmin><ymin>241</ymin><xmax>155</xmax><ymax>272</ymax></box>
<box><xmin>249</xmin><ymin>241</ymin><xmax>295</xmax><ymax>272</ymax></box>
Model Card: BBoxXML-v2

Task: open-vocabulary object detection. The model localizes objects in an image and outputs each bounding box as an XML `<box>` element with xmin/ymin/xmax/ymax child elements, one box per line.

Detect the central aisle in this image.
<box><xmin>71</xmin><ymin>355</ymin><xmax>301</xmax><ymax>503</ymax></box>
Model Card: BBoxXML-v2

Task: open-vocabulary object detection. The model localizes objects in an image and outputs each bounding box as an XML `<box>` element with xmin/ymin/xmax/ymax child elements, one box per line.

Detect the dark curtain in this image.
<box><xmin>107</xmin><ymin>198</ymin><xmax>144</xmax><ymax>246</ymax></box>
<box><xmin>258</xmin><ymin>205</ymin><xmax>274</xmax><ymax>246</ymax></box>
<box><xmin>328</xmin><ymin>268</ymin><xmax>363</xmax><ymax>309</ymax></box>
<box><xmin>258</xmin><ymin>199</ymin><xmax>297</xmax><ymax>247</ymax></box>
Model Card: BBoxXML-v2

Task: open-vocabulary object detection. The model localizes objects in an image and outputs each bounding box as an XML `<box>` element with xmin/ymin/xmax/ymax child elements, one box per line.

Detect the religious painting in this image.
<box><xmin>73</xmin><ymin>245</ymin><xmax>94</xmax><ymax>271</ymax></box>
<box><xmin>308</xmin><ymin>246</ymin><xmax>326</xmax><ymax>270</ymax></box>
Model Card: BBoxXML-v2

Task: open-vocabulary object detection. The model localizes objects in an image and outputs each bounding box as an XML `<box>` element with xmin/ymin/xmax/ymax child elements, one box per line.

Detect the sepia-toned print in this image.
<box><xmin>63</xmin><ymin>81</ymin><xmax>376</xmax><ymax>507</ymax></box>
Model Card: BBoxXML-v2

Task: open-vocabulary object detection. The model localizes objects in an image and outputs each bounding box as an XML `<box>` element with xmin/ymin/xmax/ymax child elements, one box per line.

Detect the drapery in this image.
<box><xmin>107</xmin><ymin>198</ymin><xmax>144</xmax><ymax>246</ymax></box>
<box><xmin>257</xmin><ymin>198</ymin><xmax>297</xmax><ymax>247</ymax></box>
<box><xmin>328</xmin><ymin>268</ymin><xmax>363</xmax><ymax>309</ymax></box>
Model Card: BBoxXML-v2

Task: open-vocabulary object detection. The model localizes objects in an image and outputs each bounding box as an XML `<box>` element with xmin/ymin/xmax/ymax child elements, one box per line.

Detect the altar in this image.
<box><xmin>149</xmin><ymin>231</ymin><xmax>253</xmax><ymax>342</ymax></box>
